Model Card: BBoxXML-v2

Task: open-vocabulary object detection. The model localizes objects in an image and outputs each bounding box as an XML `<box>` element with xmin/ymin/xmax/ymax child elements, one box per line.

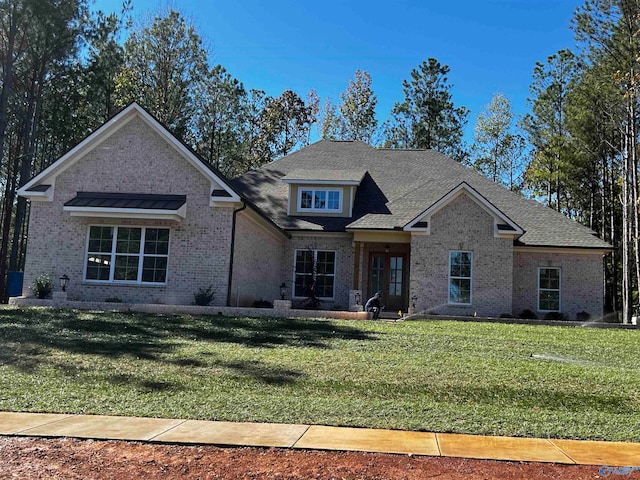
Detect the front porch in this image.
<box><xmin>352</xmin><ymin>232</ymin><xmax>412</xmax><ymax>313</ymax></box>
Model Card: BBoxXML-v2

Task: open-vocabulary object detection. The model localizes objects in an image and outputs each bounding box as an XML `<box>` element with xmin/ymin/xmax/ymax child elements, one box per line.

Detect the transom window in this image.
<box><xmin>85</xmin><ymin>226</ymin><xmax>169</xmax><ymax>284</ymax></box>
<box><xmin>449</xmin><ymin>251</ymin><xmax>472</xmax><ymax>305</ymax></box>
<box><xmin>298</xmin><ymin>188</ymin><xmax>341</xmax><ymax>212</ymax></box>
<box><xmin>294</xmin><ymin>249</ymin><xmax>336</xmax><ymax>298</ymax></box>
<box><xmin>538</xmin><ymin>267</ymin><xmax>561</xmax><ymax>311</ymax></box>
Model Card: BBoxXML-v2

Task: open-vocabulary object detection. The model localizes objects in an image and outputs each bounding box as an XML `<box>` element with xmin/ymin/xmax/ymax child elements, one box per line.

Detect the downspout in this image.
<box><xmin>227</xmin><ymin>200</ymin><xmax>247</xmax><ymax>306</ymax></box>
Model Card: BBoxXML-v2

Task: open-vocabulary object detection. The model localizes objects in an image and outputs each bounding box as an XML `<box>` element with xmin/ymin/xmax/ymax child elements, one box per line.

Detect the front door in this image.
<box><xmin>369</xmin><ymin>253</ymin><xmax>406</xmax><ymax>312</ymax></box>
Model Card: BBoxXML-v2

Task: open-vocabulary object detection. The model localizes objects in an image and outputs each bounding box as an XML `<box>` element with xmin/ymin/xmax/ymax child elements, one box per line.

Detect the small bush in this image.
<box><xmin>194</xmin><ymin>286</ymin><xmax>214</xmax><ymax>306</ymax></box>
<box><xmin>33</xmin><ymin>275</ymin><xmax>52</xmax><ymax>299</ymax></box>
<box><xmin>252</xmin><ymin>299</ymin><xmax>273</xmax><ymax>308</ymax></box>
<box><xmin>105</xmin><ymin>297</ymin><xmax>123</xmax><ymax>303</ymax></box>
<box><xmin>576</xmin><ymin>311</ymin><xmax>591</xmax><ymax>322</ymax></box>
<box><xmin>543</xmin><ymin>311</ymin><xmax>569</xmax><ymax>321</ymax></box>
<box><xmin>519</xmin><ymin>309</ymin><xmax>538</xmax><ymax>320</ymax></box>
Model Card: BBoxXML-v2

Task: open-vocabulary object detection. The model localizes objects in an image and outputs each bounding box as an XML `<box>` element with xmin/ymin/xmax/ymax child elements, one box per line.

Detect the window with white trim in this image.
<box><xmin>449</xmin><ymin>251</ymin><xmax>472</xmax><ymax>305</ymax></box>
<box><xmin>298</xmin><ymin>188</ymin><xmax>341</xmax><ymax>212</ymax></box>
<box><xmin>294</xmin><ymin>249</ymin><xmax>336</xmax><ymax>298</ymax></box>
<box><xmin>538</xmin><ymin>267</ymin><xmax>561</xmax><ymax>311</ymax></box>
<box><xmin>85</xmin><ymin>226</ymin><xmax>169</xmax><ymax>284</ymax></box>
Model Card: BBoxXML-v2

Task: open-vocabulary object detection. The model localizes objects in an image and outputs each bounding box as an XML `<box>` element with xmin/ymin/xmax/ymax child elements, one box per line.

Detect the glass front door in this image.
<box><xmin>369</xmin><ymin>253</ymin><xmax>406</xmax><ymax>312</ymax></box>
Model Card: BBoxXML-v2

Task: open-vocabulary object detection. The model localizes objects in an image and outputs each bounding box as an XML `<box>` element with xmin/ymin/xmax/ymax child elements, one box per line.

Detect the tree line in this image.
<box><xmin>0</xmin><ymin>0</ymin><xmax>637</xmax><ymax>321</ymax></box>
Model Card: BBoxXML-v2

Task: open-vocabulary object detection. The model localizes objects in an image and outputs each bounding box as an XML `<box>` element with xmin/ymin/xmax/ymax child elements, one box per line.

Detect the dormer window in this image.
<box><xmin>299</xmin><ymin>188</ymin><xmax>342</xmax><ymax>212</ymax></box>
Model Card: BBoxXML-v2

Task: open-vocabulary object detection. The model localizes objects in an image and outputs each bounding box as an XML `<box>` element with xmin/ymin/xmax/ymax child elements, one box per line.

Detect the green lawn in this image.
<box><xmin>0</xmin><ymin>307</ymin><xmax>638</xmax><ymax>442</ymax></box>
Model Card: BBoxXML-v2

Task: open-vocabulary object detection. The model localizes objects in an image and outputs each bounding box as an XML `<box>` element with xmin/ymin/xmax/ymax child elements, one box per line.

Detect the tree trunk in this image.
<box><xmin>9</xmin><ymin>66</ymin><xmax>42</xmax><ymax>274</ymax></box>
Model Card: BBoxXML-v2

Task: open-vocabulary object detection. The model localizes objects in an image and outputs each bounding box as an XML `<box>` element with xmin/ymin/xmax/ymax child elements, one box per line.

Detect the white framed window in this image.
<box><xmin>538</xmin><ymin>267</ymin><xmax>561</xmax><ymax>311</ymax></box>
<box><xmin>293</xmin><ymin>249</ymin><xmax>336</xmax><ymax>299</ymax></box>
<box><xmin>449</xmin><ymin>251</ymin><xmax>472</xmax><ymax>305</ymax></box>
<box><xmin>298</xmin><ymin>188</ymin><xmax>342</xmax><ymax>212</ymax></box>
<box><xmin>84</xmin><ymin>225</ymin><xmax>170</xmax><ymax>284</ymax></box>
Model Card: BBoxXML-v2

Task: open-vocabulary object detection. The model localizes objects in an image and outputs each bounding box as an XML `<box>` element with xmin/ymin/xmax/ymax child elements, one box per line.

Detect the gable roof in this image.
<box><xmin>403</xmin><ymin>181</ymin><xmax>524</xmax><ymax>235</ymax></box>
<box><xmin>18</xmin><ymin>103</ymin><xmax>240</xmax><ymax>202</ymax></box>
<box><xmin>231</xmin><ymin>140</ymin><xmax>611</xmax><ymax>250</ymax></box>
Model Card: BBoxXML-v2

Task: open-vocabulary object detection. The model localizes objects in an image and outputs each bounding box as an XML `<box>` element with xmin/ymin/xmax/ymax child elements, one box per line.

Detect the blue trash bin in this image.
<box><xmin>8</xmin><ymin>271</ymin><xmax>24</xmax><ymax>297</ymax></box>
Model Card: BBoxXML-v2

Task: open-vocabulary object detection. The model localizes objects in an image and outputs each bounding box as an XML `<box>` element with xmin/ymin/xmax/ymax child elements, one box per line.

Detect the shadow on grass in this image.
<box><xmin>0</xmin><ymin>308</ymin><xmax>377</xmax><ymax>387</ymax></box>
<box><xmin>219</xmin><ymin>359</ymin><xmax>304</xmax><ymax>385</ymax></box>
<box><xmin>109</xmin><ymin>373</ymin><xmax>179</xmax><ymax>393</ymax></box>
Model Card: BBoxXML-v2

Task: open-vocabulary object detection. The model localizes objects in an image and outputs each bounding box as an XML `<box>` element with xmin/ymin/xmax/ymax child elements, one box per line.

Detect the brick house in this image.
<box><xmin>18</xmin><ymin>103</ymin><xmax>612</xmax><ymax>319</ymax></box>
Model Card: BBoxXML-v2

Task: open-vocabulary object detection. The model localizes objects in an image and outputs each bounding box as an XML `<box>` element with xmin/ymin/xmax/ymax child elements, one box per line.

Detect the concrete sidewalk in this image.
<box><xmin>1</xmin><ymin>412</ymin><xmax>639</xmax><ymax>467</ymax></box>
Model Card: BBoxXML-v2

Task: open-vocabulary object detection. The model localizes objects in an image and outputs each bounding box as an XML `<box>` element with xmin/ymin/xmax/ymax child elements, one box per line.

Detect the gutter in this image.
<box><xmin>227</xmin><ymin>200</ymin><xmax>247</xmax><ymax>306</ymax></box>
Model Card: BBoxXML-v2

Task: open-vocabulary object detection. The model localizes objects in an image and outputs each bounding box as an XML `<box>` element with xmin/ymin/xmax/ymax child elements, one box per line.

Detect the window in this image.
<box><xmin>294</xmin><ymin>249</ymin><xmax>336</xmax><ymax>298</ymax></box>
<box><xmin>85</xmin><ymin>226</ymin><xmax>169</xmax><ymax>284</ymax></box>
<box><xmin>449</xmin><ymin>251</ymin><xmax>472</xmax><ymax>305</ymax></box>
<box><xmin>298</xmin><ymin>188</ymin><xmax>341</xmax><ymax>212</ymax></box>
<box><xmin>538</xmin><ymin>267</ymin><xmax>561</xmax><ymax>311</ymax></box>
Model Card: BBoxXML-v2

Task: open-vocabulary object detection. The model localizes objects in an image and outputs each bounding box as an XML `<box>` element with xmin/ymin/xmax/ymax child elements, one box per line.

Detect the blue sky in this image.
<box><xmin>94</xmin><ymin>0</ymin><xmax>581</xmax><ymax>143</ymax></box>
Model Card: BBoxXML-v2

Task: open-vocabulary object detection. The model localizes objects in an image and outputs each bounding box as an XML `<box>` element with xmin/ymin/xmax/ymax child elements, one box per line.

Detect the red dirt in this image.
<box><xmin>1</xmin><ymin>436</ymin><xmax>633</xmax><ymax>479</ymax></box>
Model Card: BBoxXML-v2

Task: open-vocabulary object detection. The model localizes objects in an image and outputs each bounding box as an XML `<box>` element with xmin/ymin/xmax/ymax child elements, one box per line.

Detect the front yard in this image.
<box><xmin>0</xmin><ymin>308</ymin><xmax>638</xmax><ymax>442</ymax></box>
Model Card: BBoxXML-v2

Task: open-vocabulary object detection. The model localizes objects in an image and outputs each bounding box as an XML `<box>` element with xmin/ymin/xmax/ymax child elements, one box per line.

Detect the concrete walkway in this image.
<box><xmin>1</xmin><ymin>412</ymin><xmax>639</xmax><ymax>467</ymax></box>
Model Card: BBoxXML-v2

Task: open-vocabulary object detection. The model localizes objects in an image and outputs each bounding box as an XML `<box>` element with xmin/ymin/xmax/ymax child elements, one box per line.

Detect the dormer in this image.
<box><xmin>282</xmin><ymin>169</ymin><xmax>367</xmax><ymax>217</ymax></box>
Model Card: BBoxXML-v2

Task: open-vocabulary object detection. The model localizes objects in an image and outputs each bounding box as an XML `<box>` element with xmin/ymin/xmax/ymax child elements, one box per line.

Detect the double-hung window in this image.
<box><xmin>294</xmin><ymin>249</ymin><xmax>336</xmax><ymax>298</ymax></box>
<box><xmin>538</xmin><ymin>267</ymin><xmax>561</xmax><ymax>311</ymax></box>
<box><xmin>85</xmin><ymin>226</ymin><xmax>170</xmax><ymax>284</ymax></box>
<box><xmin>299</xmin><ymin>188</ymin><xmax>341</xmax><ymax>213</ymax></box>
<box><xmin>449</xmin><ymin>251</ymin><xmax>472</xmax><ymax>305</ymax></box>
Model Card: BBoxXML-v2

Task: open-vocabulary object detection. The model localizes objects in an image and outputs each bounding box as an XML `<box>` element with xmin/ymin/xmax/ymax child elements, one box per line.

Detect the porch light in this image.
<box><xmin>280</xmin><ymin>282</ymin><xmax>287</xmax><ymax>300</ymax></box>
<box><xmin>355</xmin><ymin>291</ymin><xmax>361</xmax><ymax>305</ymax></box>
<box><xmin>59</xmin><ymin>274</ymin><xmax>70</xmax><ymax>292</ymax></box>
<box><xmin>384</xmin><ymin>244</ymin><xmax>390</xmax><ymax>253</ymax></box>
<box><xmin>411</xmin><ymin>294</ymin><xmax>417</xmax><ymax>308</ymax></box>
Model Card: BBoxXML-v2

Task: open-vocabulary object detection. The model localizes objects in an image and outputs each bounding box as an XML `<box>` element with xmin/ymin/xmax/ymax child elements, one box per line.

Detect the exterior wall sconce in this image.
<box><xmin>355</xmin><ymin>291</ymin><xmax>361</xmax><ymax>305</ymax></box>
<box><xmin>280</xmin><ymin>282</ymin><xmax>287</xmax><ymax>300</ymax></box>
<box><xmin>384</xmin><ymin>244</ymin><xmax>390</xmax><ymax>253</ymax></box>
<box><xmin>411</xmin><ymin>294</ymin><xmax>417</xmax><ymax>308</ymax></box>
<box><xmin>59</xmin><ymin>274</ymin><xmax>70</xmax><ymax>292</ymax></box>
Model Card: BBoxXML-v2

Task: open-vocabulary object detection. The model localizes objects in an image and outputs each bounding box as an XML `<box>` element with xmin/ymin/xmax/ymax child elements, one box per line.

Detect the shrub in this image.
<box><xmin>252</xmin><ymin>299</ymin><xmax>273</xmax><ymax>308</ymax></box>
<box><xmin>33</xmin><ymin>275</ymin><xmax>52</xmax><ymax>299</ymax></box>
<box><xmin>519</xmin><ymin>309</ymin><xmax>538</xmax><ymax>320</ymax></box>
<box><xmin>194</xmin><ymin>286</ymin><xmax>214</xmax><ymax>306</ymax></box>
<box><xmin>576</xmin><ymin>311</ymin><xmax>591</xmax><ymax>322</ymax></box>
<box><xmin>543</xmin><ymin>311</ymin><xmax>569</xmax><ymax>321</ymax></box>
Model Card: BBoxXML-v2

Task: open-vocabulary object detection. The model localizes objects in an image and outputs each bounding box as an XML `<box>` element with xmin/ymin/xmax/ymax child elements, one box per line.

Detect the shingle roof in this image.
<box><xmin>231</xmin><ymin>140</ymin><xmax>611</xmax><ymax>249</ymax></box>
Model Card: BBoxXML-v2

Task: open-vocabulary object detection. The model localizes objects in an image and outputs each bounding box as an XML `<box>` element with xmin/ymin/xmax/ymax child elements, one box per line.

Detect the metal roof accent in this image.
<box><xmin>64</xmin><ymin>192</ymin><xmax>186</xmax><ymax>210</ymax></box>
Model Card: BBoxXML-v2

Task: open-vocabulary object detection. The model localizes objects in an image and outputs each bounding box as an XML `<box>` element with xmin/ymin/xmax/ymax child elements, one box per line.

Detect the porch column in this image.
<box><xmin>357</xmin><ymin>241</ymin><xmax>364</xmax><ymax>291</ymax></box>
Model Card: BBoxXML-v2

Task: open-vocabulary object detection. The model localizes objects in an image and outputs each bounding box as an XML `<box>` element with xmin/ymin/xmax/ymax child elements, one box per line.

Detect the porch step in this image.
<box><xmin>378</xmin><ymin>311</ymin><xmax>404</xmax><ymax>320</ymax></box>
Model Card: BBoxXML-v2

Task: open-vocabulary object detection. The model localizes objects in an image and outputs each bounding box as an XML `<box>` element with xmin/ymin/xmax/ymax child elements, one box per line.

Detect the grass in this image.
<box><xmin>0</xmin><ymin>307</ymin><xmax>638</xmax><ymax>442</ymax></box>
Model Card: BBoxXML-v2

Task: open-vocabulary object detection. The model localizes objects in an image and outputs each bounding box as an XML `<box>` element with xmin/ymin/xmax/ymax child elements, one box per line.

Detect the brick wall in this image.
<box><xmin>230</xmin><ymin>210</ymin><xmax>285</xmax><ymax>306</ymax></box>
<box><xmin>512</xmin><ymin>250</ymin><xmax>604</xmax><ymax>320</ymax></box>
<box><xmin>23</xmin><ymin>115</ymin><xmax>234</xmax><ymax>306</ymax></box>
<box><xmin>283</xmin><ymin>234</ymin><xmax>354</xmax><ymax>310</ymax></box>
<box><xmin>410</xmin><ymin>193</ymin><xmax>513</xmax><ymax>317</ymax></box>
